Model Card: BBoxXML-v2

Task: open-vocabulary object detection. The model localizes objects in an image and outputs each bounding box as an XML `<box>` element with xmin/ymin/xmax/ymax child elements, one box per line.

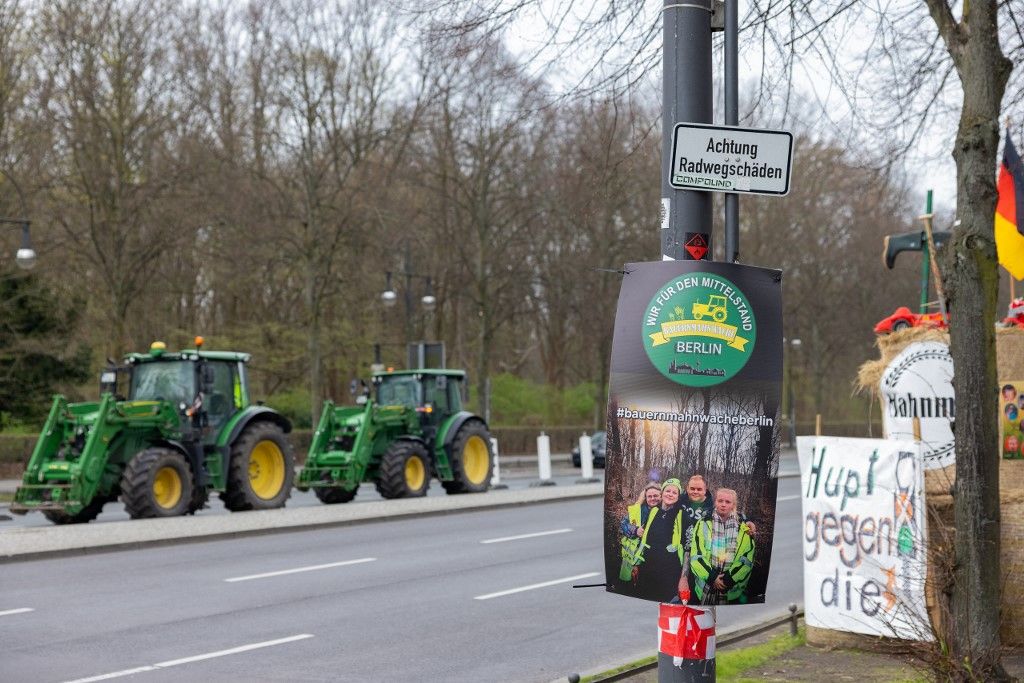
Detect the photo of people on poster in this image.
<box><xmin>603</xmin><ymin>260</ymin><xmax>782</xmax><ymax>607</ymax></box>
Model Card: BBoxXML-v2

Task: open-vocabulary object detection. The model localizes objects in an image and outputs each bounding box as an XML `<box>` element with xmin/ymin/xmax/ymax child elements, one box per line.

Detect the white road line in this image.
<box><xmin>777</xmin><ymin>494</ymin><xmax>800</xmax><ymax>502</ymax></box>
<box><xmin>480</xmin><ymin>528</ymin><xmax>573</xmax><ymax>544</ymax></box>
<box><xmin>474</xmin><ymin>572</ymin><xmax>600</xmax><ymax>601</ymax></box>
<box><xmin>224</xmin><ymin>558</ymin><xmax>376</xmax><ymax>582</ymax></box>
<box><xmin>0</xmin><ymin>608</ymin><xmax>34</xmax><ymax>617</ymax></box>
<box><xmin>63</xmin><ymin>634</ymin><xmax>314</xmax><ymax>683</ymax></box>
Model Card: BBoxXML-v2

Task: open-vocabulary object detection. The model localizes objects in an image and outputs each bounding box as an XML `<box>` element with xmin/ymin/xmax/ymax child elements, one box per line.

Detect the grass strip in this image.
<box><xmin>717</xmin><ymin>626</ymin><xmax>804</xmax><ymax>681</ymax></box>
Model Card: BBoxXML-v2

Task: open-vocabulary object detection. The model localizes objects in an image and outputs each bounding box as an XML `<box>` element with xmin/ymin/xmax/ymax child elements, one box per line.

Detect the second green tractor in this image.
<box><xmin>298</xmin><ymin>369</ymin><xmax>493</xmax><ymax>503</ymax></box>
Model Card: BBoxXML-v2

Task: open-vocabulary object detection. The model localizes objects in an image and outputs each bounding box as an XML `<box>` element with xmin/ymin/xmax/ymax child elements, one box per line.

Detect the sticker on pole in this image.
<box><xmin>684</xmin><ymin>233</ymin><xmax>708</xmax><ymax>260</ymax></box>
<box><xmin>670</xmin><ymin>123</ymin><xmax>793</xmax><ymax>196</ymax></box>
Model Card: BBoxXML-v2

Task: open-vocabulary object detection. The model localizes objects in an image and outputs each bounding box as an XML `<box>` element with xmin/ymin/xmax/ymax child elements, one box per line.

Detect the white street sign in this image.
<box><xmin>669</xmin><ymin>123</ymin><xmax>793</xmax><ymax>196</ymax></box>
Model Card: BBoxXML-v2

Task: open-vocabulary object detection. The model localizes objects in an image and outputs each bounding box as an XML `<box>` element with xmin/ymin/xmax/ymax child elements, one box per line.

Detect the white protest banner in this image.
<box><xmin>798</xmin><ymin>436</ymin><xmax>931</xmax><ymax>640</ymax></box>
<box><xmin>881</xmin><ymin>341</ymin><xmax>955</xmax><ymax>469</ymax></box>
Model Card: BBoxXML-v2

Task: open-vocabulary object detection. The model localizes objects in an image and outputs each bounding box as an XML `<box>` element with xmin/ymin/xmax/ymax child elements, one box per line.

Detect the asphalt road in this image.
<box><xmin>0</xmin><ymin>476</ymin><xmax>802</xmax><ymax>683</ymax></box>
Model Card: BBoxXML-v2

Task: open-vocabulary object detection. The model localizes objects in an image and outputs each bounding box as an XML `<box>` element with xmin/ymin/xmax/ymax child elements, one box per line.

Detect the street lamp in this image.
<box><xmin>3</xmin><ymin>220</ymin><xmax>36</xmax><ymax>270</ymax></box>
<box><xmin>0</xmin><ymin>169</ymin><xmax>36</xmax><ymax>270</ymax></box>
<box><xmin>378</xmin><ymin>250</ymin><xmax>439</xmax><ymax>368</ymax></box>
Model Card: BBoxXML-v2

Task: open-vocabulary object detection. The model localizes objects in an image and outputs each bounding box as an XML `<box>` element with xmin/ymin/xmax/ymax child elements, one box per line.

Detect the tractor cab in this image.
<box><xmin>372</xmin><ymin>369</ymin><xmax>466</xmax><ymax>435</ymax></box>
<box><xmin>118</xmin><ymin>340</ymin><xmax>252</xmax><ymax>441</ymax></box>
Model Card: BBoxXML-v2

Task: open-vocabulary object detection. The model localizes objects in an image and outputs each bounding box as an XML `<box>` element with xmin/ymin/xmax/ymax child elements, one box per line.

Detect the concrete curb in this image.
<box><xmin>0</xmin><ymin>483</ymin><xmax>604</xmax><ymax>563</ymax></box>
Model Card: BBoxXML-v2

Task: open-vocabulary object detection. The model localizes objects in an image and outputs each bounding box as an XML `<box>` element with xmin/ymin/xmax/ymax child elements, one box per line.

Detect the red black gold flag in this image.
<box><xmin>996</xmin><ymin>130</ymin><xmax>1024</xmax><ymax>279</ymax></box>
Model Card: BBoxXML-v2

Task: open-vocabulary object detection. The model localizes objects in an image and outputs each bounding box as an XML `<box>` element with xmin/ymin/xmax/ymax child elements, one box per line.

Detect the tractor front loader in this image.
<box><xmin>297</xmin><ymin>369</ymin><xmax>493</xmax><ymax>503</ymax></box>
<box><xmin>11</xmin><ymin>340</ymin><xmax>295</xmax><ymax>524</ymax></box>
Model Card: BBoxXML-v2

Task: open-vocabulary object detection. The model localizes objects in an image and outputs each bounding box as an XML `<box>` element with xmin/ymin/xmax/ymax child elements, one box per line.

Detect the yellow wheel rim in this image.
<box><xmin>249</xmin><ymin>440</ymin><xmax>286</xmax><ymax>500</ymax></box>
<box><xmin>405</xmin><ymin>455</ymin><xmax>426</xmax><ymax>491</ymax></box>
<box><xmin>462</xmin><ymin>435</ymin><xmax>490</xmax><ymax>485</ymax></box>
<box><xmin>153</xmin><ymin>466</ymin><xmax>182</xmax><ymax>509</ymax></box>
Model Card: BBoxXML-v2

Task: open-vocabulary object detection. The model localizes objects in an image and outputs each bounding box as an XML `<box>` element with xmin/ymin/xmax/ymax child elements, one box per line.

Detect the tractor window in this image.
<box><xmin>376</xmin><ymin>375</ymin><xmax>421</xmax><ymax>408</ymax></box>
<box><xmin>424</xmin><ymin>377</ymin><xmax>449</xmax><ymax>414</ymax></box>
<box><xmin>130</xmin><ymin>361</ymin><xmax>195</xmax><ymax>405</ymax></box>
<box><xmin>447</xmin><ymin>378</ymin><xmax>463</xmax><ymax>412</ymax></box>
<box><xmin>205</xmin><ymin>362</ymin><xmax>235</xmax><ymax>430</ymax></box>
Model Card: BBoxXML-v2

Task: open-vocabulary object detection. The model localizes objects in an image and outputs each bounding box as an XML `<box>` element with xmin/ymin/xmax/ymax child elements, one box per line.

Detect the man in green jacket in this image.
<box><xmin>689</xmin><ymin>488</ymin><xmax>755</xmax><ymax>605</ymax></box>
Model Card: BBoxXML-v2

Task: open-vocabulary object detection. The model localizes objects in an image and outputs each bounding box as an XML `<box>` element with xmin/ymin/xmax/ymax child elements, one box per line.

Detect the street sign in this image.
<box><xmin>670</xmin><ymin>123</ymin><xmax>793</xmax><ymax>196</ymax></box>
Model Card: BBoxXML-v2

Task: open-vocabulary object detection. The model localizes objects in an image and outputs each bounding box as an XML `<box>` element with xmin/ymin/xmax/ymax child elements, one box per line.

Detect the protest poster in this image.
<box><xmin>880</xmin><ymin>341</ymin><xmax>955</xmax><ymax>469</ymax></box>
<box><xmin>1000</xmin><ymin>380</ymin><xmax>1024</xmax><ymax>459</ymax></box>
<box><xmin>603</xmin><ymin>260</ymin><xmax>782</xmax><ymax>606</ymax></box>
<box><xmin>798</xmin><ymin>436</ymin><xmax>931</xmax><ymax>640</ymax></box>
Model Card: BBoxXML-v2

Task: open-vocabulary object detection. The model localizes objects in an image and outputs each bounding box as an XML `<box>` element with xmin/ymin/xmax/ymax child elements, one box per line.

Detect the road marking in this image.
<box><xmin>64</xmin><ymin>634</ymin><xmax>314</xmax><ymax>683</ymax></box>
<box><xmin>777</xmin><ymin>494</ymin><xmax>800</xmax><ymax>502</ymax></box>
<box><xmin>224</xmin><ymin>558</ymin><xmax>376</xmax><ymax>582</ymax></box>
<box><xmin>474</xmin><ymin>572</ymin><xmax>600</xmax><ymax>601</ymax></box>
<box><xmin>480</xmin><ymin>528</ymin><xmax>573</xmax><ymax>544</ymax></box>
<box><xmin>0</xmin><ymin>608</ymin><xmax>34</xmax><ymax>617</ymax></box>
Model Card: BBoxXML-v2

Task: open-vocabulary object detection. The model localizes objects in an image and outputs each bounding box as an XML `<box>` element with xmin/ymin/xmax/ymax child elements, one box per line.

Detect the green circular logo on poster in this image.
<box><xmin>642</xmin><ymin>272</ymin><xmax>757</xmax><ymax>387</ymax></box>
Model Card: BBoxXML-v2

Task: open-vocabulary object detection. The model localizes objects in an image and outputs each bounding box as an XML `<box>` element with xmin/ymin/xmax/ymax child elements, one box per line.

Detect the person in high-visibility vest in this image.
<box><xmin>618</xmin><ymin>482</ymin><xmax>662</xmax><ymax>582</ymax></box>
<box><xmin>634</xmin><ymin>479</ymin><xmax>689</xmax><ymax>602</ymax></box>
<box><xmin>689</xmin><ymin>488</ymin><xmax>755</xmax><ymax>605</ymax></box>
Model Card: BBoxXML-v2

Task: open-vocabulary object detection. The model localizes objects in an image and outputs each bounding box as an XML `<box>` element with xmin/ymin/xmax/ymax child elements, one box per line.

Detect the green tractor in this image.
<box><xmin>297</xmin><ymin>369</ymin><xmax>493</xmax><ymax>503</ymax></box>
<box><xmin>11</xmin><ymin>340</ymin><xmax>295</xmax><ymax>524</ymax></box>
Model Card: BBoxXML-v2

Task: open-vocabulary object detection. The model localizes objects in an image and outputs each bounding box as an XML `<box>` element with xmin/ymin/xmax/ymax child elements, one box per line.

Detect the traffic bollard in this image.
<box><xmin>490</xmin><ymin>437</ymin><xmax>507</xmax><ymax>489</ymax></box>
<box><xmin>530</xmin><ymin>431</ymin><xmax>556</xmax><ymax>487</ymax></box>
<box><xmin>576</xmin><ymin>433</ymin><xmax>599</xmax><ymax>484</ymax></box>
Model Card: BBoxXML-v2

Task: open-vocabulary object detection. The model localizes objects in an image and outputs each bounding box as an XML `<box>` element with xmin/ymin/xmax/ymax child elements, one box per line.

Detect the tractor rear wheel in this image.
<box><xmin>42</xmin><ymin>494</ymin><xmax>111</xmax><ymax>525</ymax></box>
<box><xmin>222</xmin><ymin>421</ymin><xmax>294</xmax><ymax>511</ymax></box>
<box><xmin>376</xmin><ymin>441</ymin><xmax>430</xmax><ymax>499</ymax></box>
<box><xmin>121</xmin><ymin>447</ymin><xmax>194</xmax><ymax>519</ymax></box>
<box><xmin>314</xmin><ymin>485</ymin><xmax>359</xmax><ymax>504</ymax></box>
<box><xmin>442</xmin><ymin>422</ymin><xmax>493</xmax><ymax>494</ymax></box>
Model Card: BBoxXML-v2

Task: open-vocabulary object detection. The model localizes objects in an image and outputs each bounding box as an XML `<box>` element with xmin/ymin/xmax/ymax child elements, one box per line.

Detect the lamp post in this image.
<box><xmin>0</xmin><ymin>169</ymin><xmax>36</xmax><ymax>270</ymax></box>
<box><xmin>786</xmin><ymin>338</ymin><xmax>802</xmax><ymax>446</ymax></box>
<box><xmin>379</xmin><ymin>247</ymin><xmax>437</xmax><ymax>368</ymax></box>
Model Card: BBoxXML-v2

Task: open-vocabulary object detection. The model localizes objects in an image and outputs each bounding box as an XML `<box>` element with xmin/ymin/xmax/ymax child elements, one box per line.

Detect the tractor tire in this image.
<box><xmin>221</xmin><ymin>421</ymin><xmax>294</xmax><ymax>512</ymax></box>
<box><xmin>442</xmin><ymin>421</ymin><xmax>493</xmax><ymax>495</ymax></box>
<box><xmin>314</xmin><ymin>485</ymin><xmax>359</xmax><ymax>504</ymax></box>
<box><xmin>121</xmin><ymin>447</ymin><xmax>195</xmax><ymax>519</ymax></box>
<box><xmin>375</xmin><ymin>441</ymin><xmax>430</xmax><ymax>499</ymax></box>
<box><xmin>713</xmin><ymin>309</ymin><xmax>726</xmax><ymax>322</ymax></box>
<box><xmin>42</xmin><ymin>494</ymin><xmax>110</xmax><ymax>525</ymax></box>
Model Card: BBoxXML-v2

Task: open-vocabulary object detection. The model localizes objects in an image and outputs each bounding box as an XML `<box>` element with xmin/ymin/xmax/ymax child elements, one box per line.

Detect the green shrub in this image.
<box><xmin>266</xmin><ymin>388</ymin><xmax>313</xmax><ymax>429</ymax></box>
<box><xmin>488</xmin><ymin>373</ymin><xmax>597</xmax><ymax>427</ymax></box>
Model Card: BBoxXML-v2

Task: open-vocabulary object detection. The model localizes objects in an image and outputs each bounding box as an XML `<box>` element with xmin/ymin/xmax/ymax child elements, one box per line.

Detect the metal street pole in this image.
<box><xmin>660</xmin><ymin>1</ymin><xmax>717</xmax><ymax>681</ymax></box>
<box><xmin>723</xmin><ymin>0</ymin><xmax>739</xmax><ymax>263</ymax></box>
<box><xmin>662</xmin><ymin>0</ymin><xmax>713</xmax><ymax>262</ymax></box>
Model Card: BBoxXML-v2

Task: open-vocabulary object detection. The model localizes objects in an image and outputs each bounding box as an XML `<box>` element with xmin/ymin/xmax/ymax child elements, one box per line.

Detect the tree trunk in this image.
<box><xmin>927</xmin><ymin>0</ymin><xmax>1013</xmax><ymax>676</ymax></box>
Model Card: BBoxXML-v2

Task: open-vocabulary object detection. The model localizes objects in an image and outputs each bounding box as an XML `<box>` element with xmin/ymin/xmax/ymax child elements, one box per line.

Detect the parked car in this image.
<box><xmin>572</xmin><ymin>431</ymin><xmax>606</xmax><ymax>468</ymax></box>
<box><xmin>873</xmin><ymin>306</ymin><xmax>947</xmax><ymax>335</ymax></box>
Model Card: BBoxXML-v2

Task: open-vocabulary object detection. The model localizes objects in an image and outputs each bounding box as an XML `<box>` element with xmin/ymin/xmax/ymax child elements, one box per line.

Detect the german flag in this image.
<box><xmin>996</xmin><ymin>130</ymin><xmax>1024</xmax><ymax>279</ymax></box>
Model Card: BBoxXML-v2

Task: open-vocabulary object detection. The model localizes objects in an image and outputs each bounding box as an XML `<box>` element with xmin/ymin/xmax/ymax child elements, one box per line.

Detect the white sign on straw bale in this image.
<box><xmin>880</xmin><ymin>341</ymin><xmax>955</xmax><ymax>469</ymax></box>
<box><xmin>798</xmin><ymin>436</ymin><xmax>931</xmax><ymax>641</ymax></box>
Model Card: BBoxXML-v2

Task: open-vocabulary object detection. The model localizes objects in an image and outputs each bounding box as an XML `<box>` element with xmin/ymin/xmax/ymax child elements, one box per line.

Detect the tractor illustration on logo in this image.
<box><xmin>691</xmin><ymin>294</ymin><xmax>728</xmax><ymax>323</ymax></box>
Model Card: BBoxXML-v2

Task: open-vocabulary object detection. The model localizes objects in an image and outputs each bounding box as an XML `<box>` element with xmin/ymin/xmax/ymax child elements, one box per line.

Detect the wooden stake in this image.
<box><xmin>919</xmin><ymin>211</ymin><xmax>950</xmax><ymax>325</ymax></box>
<box><xmin>912</xmin><ymin>416</ymin><xmax>922</xmax><ymax>442</ymax></box>
<box><xmin>815</xmin><ymin>414</ymin><xmax>822</xmax><ymax>436</ymax></box>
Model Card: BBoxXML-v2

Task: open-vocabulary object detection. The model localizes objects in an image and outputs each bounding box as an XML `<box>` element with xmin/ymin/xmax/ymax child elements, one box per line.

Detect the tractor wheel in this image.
<box><xmin>713</xmin><ymin>309</ymin><xmax>726</xmax><ymax>322</ymax></box>
<box><xmin>314</xmin><ymin>485</ymin><xmax>359</xmax><ymax>504</ymax></box>
<box><xmin>442</xmin><ymin>422</ymin><xmax>493</xmax><ymax>495</ymax></box>
<box><xmin>222</xmin><ymin>421</ymin><xmax>295</xmax><ymax>511</ymax></box>
<box><xmin>121</xmin><ymin>447</ymin><xmax>195</xmax><ymax>519</ymax></box>
<box><xmin>42</xmin><ymin>494</ymin><xmax>110</xmax><ymax>525</ymax></box>
<box><xmin>375</xmin><ymin>441</ymin><xmax>430</xmax><ymax>499</ymax></box>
